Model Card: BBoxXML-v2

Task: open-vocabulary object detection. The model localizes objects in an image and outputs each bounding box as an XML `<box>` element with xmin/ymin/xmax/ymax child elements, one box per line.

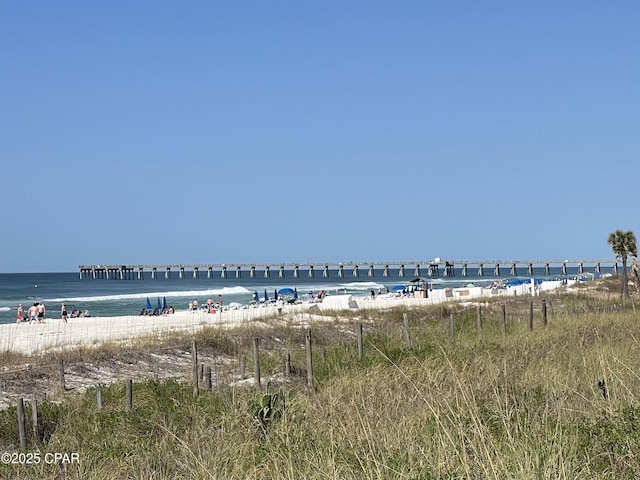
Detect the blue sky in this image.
<box><xmin>1</xmin><ymin>2</ymin><xmax>638</xmax><ymax>273</ymax></box>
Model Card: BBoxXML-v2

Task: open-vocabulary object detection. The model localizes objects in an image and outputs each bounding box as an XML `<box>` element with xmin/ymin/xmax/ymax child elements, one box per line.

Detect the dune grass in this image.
<box><xmin>1</xmin><ymin>292</ymin><xmax>640</xmax><ymax>479</ymax></box>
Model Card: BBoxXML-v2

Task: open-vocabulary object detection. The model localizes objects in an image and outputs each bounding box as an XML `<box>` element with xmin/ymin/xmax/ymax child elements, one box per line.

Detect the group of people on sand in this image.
<box><xmin>189</xmin><ymin>296</ymin><xmax>223</xmax><ymax>314</ymax></box>
<box><xmin>17</xmin><ymin>302</ymin><xmax>90</xmax><ymax>325</ymax></box>
<box><xmin>67</xmin><ymin>304</ymin><xmax>90</xmax><ymax>319</ymax></box>
<box><xmin>16</xmin><ymin>302</ymin><xmax>46</xmax><ymax>324</ymax></box>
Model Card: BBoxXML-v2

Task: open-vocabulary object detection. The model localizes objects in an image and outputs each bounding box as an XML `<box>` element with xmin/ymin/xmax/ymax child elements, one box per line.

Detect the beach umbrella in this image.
<box><xmin>274</xmin><ymin>289</ymin><xmax>278</xmax><ymax>300</ymax></box>
<box><xmin>391</xmin><ymin>285</ymin><xmax>406</xmax><ymax>292</ymax></box>
<box><xmin>146</xmin><ymin>297</ymin><xmax>152</xmax><ymax>310</ymax></box>
<box><xmin>263</xmin><ymin>289</ymin><xmax>269</xmax><ymax>302</ymax></box>
<box><xmin>278</xmin><ymin>288</ymin><xmax>295</xmax><ymax>295</ymax></box>
<box><xmin>157</xmin><ymin>297</ymin><xmax>162</xmax><ymax>310</ymax></box>
<box><xmin>293</xmin><ymin>288</ymin><xmax>298</xmax><ymax>300</ymax></box>
<box><xmin>162</xmin><ymin>296</ymin><xmax>167</xmax><ymax>310</ymax></box>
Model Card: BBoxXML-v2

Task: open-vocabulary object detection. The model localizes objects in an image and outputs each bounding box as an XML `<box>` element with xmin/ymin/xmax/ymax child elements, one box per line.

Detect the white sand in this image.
<box><xmin>0</xmin><ymin>281</ymin><xmax>564</xmax><ymax>355</ymax></box>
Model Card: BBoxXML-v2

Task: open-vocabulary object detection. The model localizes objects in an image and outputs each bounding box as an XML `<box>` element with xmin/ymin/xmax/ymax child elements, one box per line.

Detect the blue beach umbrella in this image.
<box><xmin>263</xmin><ymin>289</ymin><xmax>269</xmax><ymax>302</ymax></box>
<box><xmin>157</xmin><ymin>297</ymin><xmax>162</xmax><ymax>310</ymax></box>
<box><xmin>162</xmin><ymin>296</ymin><xmax>167</xmax><ymax>310</ymax></box>
<box><xmin>293</xmin><ymin>288</ymin><xmax>298</xmax><ymax>300</ymax></box>
<box><xmin>274</xmin><ymin>289</ymin><xmax>278</xmax><ymax>300</ymax></box>
<box><xmin>146</xmin><ymin>297</ymin><xmax>152</xmax><ymax>310</ymax></box>
<box><xmin>278</xmin><ymin>288</ymin><xmax>295</xmax><ymax>296</ymax></box>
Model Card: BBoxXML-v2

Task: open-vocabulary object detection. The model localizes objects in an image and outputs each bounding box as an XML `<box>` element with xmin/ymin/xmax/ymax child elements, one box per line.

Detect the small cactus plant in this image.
<box><xmin>252</xmin><ymin>388</ymin><xmax>297</xmax><ymax>435</ymax></box>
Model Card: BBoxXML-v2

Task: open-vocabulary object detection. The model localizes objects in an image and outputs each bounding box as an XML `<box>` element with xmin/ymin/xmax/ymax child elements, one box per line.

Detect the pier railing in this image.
<box><xmin>78</xmin><ymin>260</ymin><xmax>620</xmax><ymax>280</ymax></box>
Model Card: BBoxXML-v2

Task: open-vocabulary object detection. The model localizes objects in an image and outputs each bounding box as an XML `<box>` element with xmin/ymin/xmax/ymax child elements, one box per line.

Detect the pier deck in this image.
<box><xmin>78</xmin><ymin>260</ymin><xmax>619</xmax><ymax>280</ymax></box>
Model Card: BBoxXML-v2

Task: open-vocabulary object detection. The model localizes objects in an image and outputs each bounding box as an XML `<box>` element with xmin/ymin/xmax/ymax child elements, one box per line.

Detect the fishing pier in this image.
<box><xmin>78</xmin><ymin>260</ymin><xmax>619</xmax><ymax>280</ymax></box>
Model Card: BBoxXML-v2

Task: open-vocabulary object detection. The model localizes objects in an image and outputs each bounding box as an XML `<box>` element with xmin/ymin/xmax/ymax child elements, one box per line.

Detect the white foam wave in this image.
<box><xmin>337</xmin><ymin>281</ymin><xmax>385</xmax><ymax>291</ymax></box>
<box><xmin>0</xmin><ymin>307</ymin><xmax>10</xmax><ymax>312</ymax></box>
<box><xmin>426</xmin><ymin>277</ymin><xmax>506</xmax><ymax>285</ymax></box>
<box><xmin>46</xmin><ymin>286</ymin><xmax>252</xmax><ymax>303</ymax></box>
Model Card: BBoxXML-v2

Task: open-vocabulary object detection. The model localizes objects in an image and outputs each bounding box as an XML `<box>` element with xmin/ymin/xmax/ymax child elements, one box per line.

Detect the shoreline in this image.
<box><xmin>0</xmin><ymin>280</ymin><xmax>571</xmax><ymax>355</ymax></box>
<box><xmin>0</xmin><ymin>271</ymin><xmax>596</xmax><ymax>325</ymax></box>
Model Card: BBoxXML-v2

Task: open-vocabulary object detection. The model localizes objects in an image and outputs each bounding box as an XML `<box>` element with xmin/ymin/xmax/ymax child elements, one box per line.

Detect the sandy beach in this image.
<box><xmin>0</xmin><ymin>280</ymin><xmax>567</xmax><ymax>356</ymax></box>
<box><xmin>0</xmin><ymin>296</ymin><xmax>386</xmax><ymax>355</ymax></box>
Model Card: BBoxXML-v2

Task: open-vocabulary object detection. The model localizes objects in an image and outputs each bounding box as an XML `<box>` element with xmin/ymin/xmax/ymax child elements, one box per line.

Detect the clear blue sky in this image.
<box><xmin>1</xmin><ymin>2</ymin><xmax>638</xmax><ymax>273</ymax></box>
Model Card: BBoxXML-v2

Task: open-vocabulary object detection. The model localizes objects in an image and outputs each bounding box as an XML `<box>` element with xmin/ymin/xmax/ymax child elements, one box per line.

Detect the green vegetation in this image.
<box><xmin>607</xmin><ymin>229</ymin><xmax>638</xmax><ymax>297</ymax></box>
<box><xmin>2</xmin><ymin>290</ymin><xmax>640</xmax><ymax>479</ymax></box>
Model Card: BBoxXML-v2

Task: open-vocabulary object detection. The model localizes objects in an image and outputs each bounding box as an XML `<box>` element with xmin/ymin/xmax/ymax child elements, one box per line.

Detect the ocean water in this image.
<box><xmin>0</xmin><ymin>266</ymin><xmax>607</xmax><ymax>325</ymax></box>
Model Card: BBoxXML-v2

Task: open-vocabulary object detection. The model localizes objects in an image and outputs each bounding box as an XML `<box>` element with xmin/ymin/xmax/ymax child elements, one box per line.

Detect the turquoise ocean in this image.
<box><xmin>0</xmin><ymin>265</ymin><xmax>606</xmax><ymax>325</ymax></box>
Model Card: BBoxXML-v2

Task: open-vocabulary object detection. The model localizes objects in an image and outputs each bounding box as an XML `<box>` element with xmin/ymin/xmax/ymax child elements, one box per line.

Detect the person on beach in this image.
<box><xmin>277</xmin><ymin>296</ymin><xmax>284</xmax><ymax>314</ymax></box>
<box><xmin>61</xmin><ymin>303</ymin><xmax>68</xmax><ymax>323</ymax></box>
<box><xmin>16</xmin><ymin>304</ymin><xmax>24</xmax><ymax>324</ymax></box>
<box><xmin>28</xmin><ymin>303</ymin><xmax>38</xmax><ymax>323</ymax></box>
<box><xmin>37</xmin><ymin>302</ymin><xmax>46</xmax><ymax>323</ymax></box>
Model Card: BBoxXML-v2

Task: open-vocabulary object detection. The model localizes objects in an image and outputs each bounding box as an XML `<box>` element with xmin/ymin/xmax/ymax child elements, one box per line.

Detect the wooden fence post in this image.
<box><xmin>305</xmin><ymin>328</ymin><xmax>314</xmax><ymax>389</ymax></box>
<box><xmin>476</xmin><ymin>306</ymin><xmax>482</xmax><ymax>334</ymax></box>
<box><xmin>542</xmin><ymin>299</ymin><xmax>547</xmax><ymax>325</ymax></box>
<box><xmin>403</xmin><ymin>313</ymin><xmax>412</xmax><ymax>349</ymax></box>
<box><xmin>449</xmin><ymin>313</ymin><xmax>455</xmax><ymax>340</ymax></box>
<box><xmin>528</xmin><ymin>301</ymin><xmax>534</xmax><ymax>331</ymax></box>
<box><xmin>31</xmin><ymin>398</ymin><xmax>41</xmax><ymax>444</ymax></box>
<box><xmin>253</xmin><ymin>337</ymin><xmax>261</xmax><ymax>389</ymax></box>
<box><xmin>204</xmin><ymin>365</ymin><xmax>212</xmax><ymax>391</ymax></box>
<box><xmin>191</xmin><ymin>340</ymin><xmax>199</xmax><ymax>397</ymax></box>
<box><xmin>285</xmin><ymin>351</ymin><xmax>291</xmax><ymax>377</ymax></box>
<box><xmin>501</xmin><ymin>303</ymin><xmax>507</xmax><ymax>336</ymax></box>
<box><xmin>58</xmin><ymin>356</ymin><xmax>65</xmax><ymax>392</ymax></box>
<box><xmin>240</xmin><ymin>355</ymin><xmax>246</xmax><ymax>380</ymax></box>
<box><xmin>97</xmin><ymin>387</ymin><xmax>103</xmax><ymax>409</ymax></box>
<box><xmin>126</xmin><ymin>379</ymin><xmax>133</xmax><ymax>412</ymax></box>
<box><xmin>357</xmin><ymin>323</ymin><xmax>364</xmax><ymax>359</ymax></box>
<box><xmin>17</xmin><ymin>398</ymin><xmax>26</xmax><ymax>448</ymax></box>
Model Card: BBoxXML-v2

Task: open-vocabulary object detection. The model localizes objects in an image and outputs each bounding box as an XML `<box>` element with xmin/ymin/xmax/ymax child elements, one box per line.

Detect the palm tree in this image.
<box><xmin>607</xmin><ymin>230</ymin><xmax>638</xmax><ymax>297</ymax></box>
